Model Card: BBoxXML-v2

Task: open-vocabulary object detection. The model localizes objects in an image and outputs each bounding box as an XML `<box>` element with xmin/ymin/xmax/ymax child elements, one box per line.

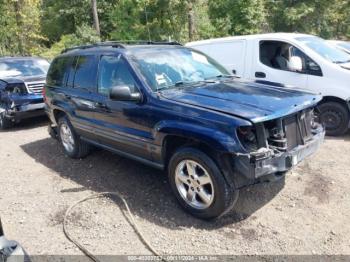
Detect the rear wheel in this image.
<box><xmin>58</xmin><ymin>116</ymin><xmax>90</xmax><ymax>158</ymax></box>
<box><xmin>168</xmin><ymin>147</ymin><xmax>238</xmax><ymax>220</ymax></box>
<box><xmin>318</xmin><ymin>102</ymin><xmax>349</xmax><ymax>136</ymax></box>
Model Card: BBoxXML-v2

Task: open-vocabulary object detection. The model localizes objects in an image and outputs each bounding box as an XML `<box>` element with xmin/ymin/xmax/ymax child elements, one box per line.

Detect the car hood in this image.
<box><xmin>160</xmin><ymin>80</ymin><xmax>322</xmax><ymax>123</ymax></box>
<box><xmin>1</xmin><ymin>75</ymin><xmax>46</xmax><ymax>84</ymax></box>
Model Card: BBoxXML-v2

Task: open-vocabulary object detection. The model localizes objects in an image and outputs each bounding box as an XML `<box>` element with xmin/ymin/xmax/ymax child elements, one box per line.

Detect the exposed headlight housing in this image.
<box><xmin>237</xmin><ymin>126</ymin><xmax>258</xmax><ymax>152</ymax></box>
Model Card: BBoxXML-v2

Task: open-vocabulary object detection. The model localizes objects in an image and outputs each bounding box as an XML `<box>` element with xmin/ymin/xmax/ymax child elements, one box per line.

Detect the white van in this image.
<box><xmin>186</xmin><ymin>33</ymin><xmax>350</xmax><ymax>136</ymax></box>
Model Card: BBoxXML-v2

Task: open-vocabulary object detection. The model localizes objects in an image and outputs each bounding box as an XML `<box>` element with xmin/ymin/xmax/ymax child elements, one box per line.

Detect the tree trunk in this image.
<box><xmin>14</xmin><ymin>0</ymin><xmax>24</xmax><ymax>54</ymax></box>
<box><xmin>91</xmin><ymin>0</ymin><xmax>101</xmax><ymax>37</ymax></box>
<box><xmin>188</xmin><ymin>0</ymin><xmax>196</xmax><ymax>41</ymax></box>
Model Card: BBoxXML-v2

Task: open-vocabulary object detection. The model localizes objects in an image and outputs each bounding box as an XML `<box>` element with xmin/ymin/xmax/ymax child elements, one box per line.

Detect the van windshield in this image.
<box><xmin>132</xmin><ymin>48</ymin><xmax>229</xmax><ymax>91</ymax></box>
<box><xmin>338</xmin><ymin>42</ymin><xmax>350</xmax><ymax>53</ymax></box>
<box><xmin>297</xmin><ymin>36</ymin><xmax>350</xmax><ymax>64</ymax></box>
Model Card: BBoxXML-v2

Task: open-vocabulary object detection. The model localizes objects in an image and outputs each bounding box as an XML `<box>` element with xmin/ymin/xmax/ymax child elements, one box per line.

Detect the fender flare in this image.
<box><xmin>154</xmin><ymin>120</ymin><xmax>243</xmax><ymax>154</ymax></box>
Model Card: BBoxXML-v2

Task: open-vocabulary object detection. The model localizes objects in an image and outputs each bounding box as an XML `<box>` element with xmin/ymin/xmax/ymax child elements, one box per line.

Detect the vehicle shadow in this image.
<box><xmin>0</xmin><ymin>116</ymin><xmax>48</xmax><ymax>132</ymax></box>
<box><xmin>20</xmin><ymin>137</ymin><xmax>285</xmax><ymax>230</ymax></box>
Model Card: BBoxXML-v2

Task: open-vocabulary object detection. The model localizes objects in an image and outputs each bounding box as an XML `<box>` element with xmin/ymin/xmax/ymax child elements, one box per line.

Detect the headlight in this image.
<box><xmin>6</xmin><ymin>83</ymin><xmax>27</xmax><ymax>95</ymax></box>
<box><xmin>237</xmin><ymin>126</ymin><xmax>258</xmax><ymax>151</ymax></box>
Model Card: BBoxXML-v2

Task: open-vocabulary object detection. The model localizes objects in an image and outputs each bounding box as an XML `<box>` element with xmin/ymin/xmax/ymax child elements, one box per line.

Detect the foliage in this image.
<box><xmin>266</xmin><ymin>0</ymin><xmax>350</xmax><ymax>39</ymax></box>
<box><xmin>0</xmin><ymin>0</ymin><xmax>43</xmax><ymax>55</ymax></box>
<box><xmin>208</xmin><ymin>0</ymin><xmax>268</xmax><ymax>36</ymax></box>
<box><xmin>0</xmin><ymin>0</ymin><xmax>350</xmax><ymax>57</ymax></box>
<box><xmin>39</xmin><ymin>25</ymin><xmax>100</xmax><ymax>60</ymax></box>
<box><xmin>107</xmin><ymin>0</ymin><xmax>188</xmax><ymax>42</ymax></box>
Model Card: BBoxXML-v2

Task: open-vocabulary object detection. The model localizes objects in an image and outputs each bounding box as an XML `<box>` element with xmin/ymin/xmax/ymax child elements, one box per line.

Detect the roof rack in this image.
<box><xmin>61</xmin><ymin>40</ymin><xmax>182</xmax><ymax>54</ymax></box>
<box><xmin>113</xmin><ymin>40</ymin><xmax>182</xmax><ymax>46</ymax></box>
<box><xmin>61</xmin><ymin>42</ymin><xmax>125</xmax><ymax>54</ymax></box>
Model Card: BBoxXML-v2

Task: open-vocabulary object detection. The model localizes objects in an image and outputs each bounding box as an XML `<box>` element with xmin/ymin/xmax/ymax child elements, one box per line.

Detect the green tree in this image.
<box><xmin>108</xmin><ymin>0</ymin><xmax>189</xmax><ymax>42</ymax></box>
<box><xmin>266</xmin><ymin>0</ymin><xmax>350</xmax><ymax>39</ymax></box>
<box><xmin>0</xmin><ymin>0</ymin><xmax>44</xmax><ymax>55</ymax></box>
<box><xmin>208</xmin><ymin>0</ymin><xmax>268</xmax><ymax>36</ymax></box>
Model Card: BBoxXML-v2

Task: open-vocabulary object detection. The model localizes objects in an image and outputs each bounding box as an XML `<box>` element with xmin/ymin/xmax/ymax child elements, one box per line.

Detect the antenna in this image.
<box><xmin>144</xmin><ymin>5</ymin><xmax>151</xmax><ymax>42</ymax></box>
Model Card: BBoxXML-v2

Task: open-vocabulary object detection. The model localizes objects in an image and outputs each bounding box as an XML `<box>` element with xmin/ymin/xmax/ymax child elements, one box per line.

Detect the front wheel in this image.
<box><xmin>318</xmin><ymin>102</ymin><xmax>349</xmax><ymax>136</ymax></box>
<box><xmin>0</xmin><ymin>111</ymin><xmax>12</xmax><ymax>130</ymax></box>
<box><xmin>168</xmin><ymin>147</ymin><xmax>238</xmax><ymax>220</ymax></box>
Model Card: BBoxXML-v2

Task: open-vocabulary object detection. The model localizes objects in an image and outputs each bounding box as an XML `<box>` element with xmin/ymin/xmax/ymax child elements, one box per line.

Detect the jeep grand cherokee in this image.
<box><xmin>44</xmin><ymin>42</ymin><xmax>325</xmax><ymax>219</ymax></box>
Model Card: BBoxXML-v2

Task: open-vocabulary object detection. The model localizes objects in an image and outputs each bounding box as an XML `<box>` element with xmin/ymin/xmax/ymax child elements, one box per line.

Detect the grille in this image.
<box><xmin>284</xmin><ymin>115</ymin><xmax>300</xmax><ymax>150</ymax></box>
<box><xmin>283</xmin><ymin>110</ymin><xmax>313</xmax><ymax>150</ymax></box>
<box><xmin>26</xmin><ymin>82</ymin><xmax>44</xmax><ymax>94</ymax></box>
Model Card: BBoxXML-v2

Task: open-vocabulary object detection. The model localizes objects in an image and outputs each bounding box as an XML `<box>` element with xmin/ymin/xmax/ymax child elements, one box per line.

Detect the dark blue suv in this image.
<box><xmin>45</xmin><ymin>42</ymin><xmax>325</xmax><ymax>219</ymax></box>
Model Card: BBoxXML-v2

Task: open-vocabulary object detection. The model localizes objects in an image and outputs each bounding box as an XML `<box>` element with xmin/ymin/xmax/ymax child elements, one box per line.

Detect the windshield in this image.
<box><xmin>338</xmin><ymin>42</ymin><xmax>350</xmax><ymax>53</ymax></box>
<box><xmin>0</xmin><ymin>58</ymin><xmax>50</xmax><ymax>78</ymax></box>
<box><xmin>297</xmin><ymin>36</ymin><xmax>350</xmax><ymax>64</ymax></box>
<box><xmin>132</xmin><ymin>48</ymin><xmax>229</xmax><ymax>91</ymax></box>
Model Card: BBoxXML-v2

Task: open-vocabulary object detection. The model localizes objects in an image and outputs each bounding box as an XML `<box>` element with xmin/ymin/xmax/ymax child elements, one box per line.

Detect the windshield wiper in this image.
<box><xmin>334</xmin><ymin>60</ymin><xmax>350</xmax><ymax>64</ymax></box>
<box><xmin>204</xmin><ymin>74</ymin><xmax>238</xmax><ymax>82</ymax></box>
<box><xmin>215</xmin><ymin>74</ymin><xmax>236</xmax><ymax>78</ymax></box>
<box><xmin>156</xmin><ymin>79</ymin><xmax>216</xmax><ymax>92</ymax></box>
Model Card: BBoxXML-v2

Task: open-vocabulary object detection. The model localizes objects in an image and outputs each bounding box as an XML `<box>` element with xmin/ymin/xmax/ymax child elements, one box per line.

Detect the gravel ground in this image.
<box><xmin>0</xmin><ymin>117</ymin><xmax>349</xmax><ymax>258</ymax></box>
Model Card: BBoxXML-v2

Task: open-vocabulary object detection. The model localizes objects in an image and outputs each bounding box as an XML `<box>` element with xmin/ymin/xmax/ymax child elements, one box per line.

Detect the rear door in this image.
<box><xmin>252</xmin><ymin>39</ymin><xmax>308</xmax><ymax>88</ymax></box>
<box><xmin>62</xmin><ymin>55</ymin><xmax>99</xmax><ymax>139</ymax></box>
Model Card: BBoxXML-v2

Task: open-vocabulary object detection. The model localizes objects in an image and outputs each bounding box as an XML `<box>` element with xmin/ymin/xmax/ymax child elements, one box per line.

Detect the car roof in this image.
<box><xmin>186</xmin><ymin>33</ymin><xmax>315</xmax><ymax>47</ymax></box>
<box><xmin>58</xmin><ymin>42</ymin><xmax>184</xmax><ymax>58</ymax></box>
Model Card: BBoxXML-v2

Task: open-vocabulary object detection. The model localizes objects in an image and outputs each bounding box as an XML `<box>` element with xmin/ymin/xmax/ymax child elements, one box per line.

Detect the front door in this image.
<box><xmin>92</xmin><ymin>55</ymin><xmax>153</xmax><ymax>160</ymax></box>
<box><xmin>253</xmin><ymin>39</ymin><xmax>308</xmax><ymax>89</ymax></box>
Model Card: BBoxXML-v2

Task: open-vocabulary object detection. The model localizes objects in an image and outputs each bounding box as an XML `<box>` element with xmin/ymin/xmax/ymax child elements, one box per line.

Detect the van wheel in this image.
<box><xmin>0</xmin><ymin>111</ymin><xmax>12</xmax><ymax>130</ymax></box>
<box><xmin>168</xmin><ymin>147</ymin><xmax>238</xmax><ymax>220</ymax></box>
<box><xmin>58</xmin><ymin>116</ymin><xmax>90</xmax><ymax>158</ymax></box>
<box><xmin>318</xmin><ymin>102</ymin><xmax>349</xmax><ymax>136</ymax></box>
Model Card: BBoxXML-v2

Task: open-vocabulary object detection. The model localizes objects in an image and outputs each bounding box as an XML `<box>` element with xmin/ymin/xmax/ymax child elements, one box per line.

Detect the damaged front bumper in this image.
<box><xmin>234</xmin><ymin>128</ymin><xmax>325</xmax><ymax>186</ymax></box>
<box><xmin>1</xmin><ymin>102</ymin><xmax>46</xmax><ymax>122</ymax></box>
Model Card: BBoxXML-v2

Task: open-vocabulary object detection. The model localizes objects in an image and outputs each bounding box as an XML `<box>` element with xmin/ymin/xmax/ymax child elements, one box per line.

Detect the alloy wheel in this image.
<box><xmin>60</xmin><ymin>123</ymin><xmax>75</xmax><ymax>153</ymax></box>
<box><xmin>174</xmin><ymin>160</ymin><xmax>214</xmax><ymax>209</ymax></box>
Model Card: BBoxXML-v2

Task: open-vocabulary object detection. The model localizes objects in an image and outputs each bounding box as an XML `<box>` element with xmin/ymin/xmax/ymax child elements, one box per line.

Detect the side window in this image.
<box><xmin>98</xmin><ymin>55</ymin><xmax>138</xmax><ymax>96</ymax></box>
<box><xmin>291</xmin><ymin>47</ymin><xmax>322</xmax><ymax>76</ymax></box>
<box><xmin>47</xmin><ymin>56</ymin><xmax>74</xmax><ymax>87</ymax></box>
<box><xmin>259</xmin><ymin>41</ymin><xmax>322</xmax><ymax>76</ymax></box>
<box><xmin>66</xmin><ymin>56</ymin><xmax>78</xmax><ymax>88</ymax></box>
<box><xmin>73</xmin><ymin>55</ymin><xmax>98</xmax><ymax>91</ymax></box>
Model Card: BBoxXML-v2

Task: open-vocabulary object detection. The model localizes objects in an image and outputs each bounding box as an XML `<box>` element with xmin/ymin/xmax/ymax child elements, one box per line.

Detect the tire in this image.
<box><xmin>0</xmin><ymin>111</ymin><xmax>12</xmax><ymax>130</ymax></box>
<box><xmin>168</xmin><ymin>147</ymin><xmax>238</xmax><ymax>220</ymax></box>
<box><xmin>57</xmin><ymin>116</ymin><xmax>90</xmax><ymax>158</ymax></box>
<box><xmin>318</xmin><ymin>102</ymin><xmax>349</xmax><ymax>136</ymax></box>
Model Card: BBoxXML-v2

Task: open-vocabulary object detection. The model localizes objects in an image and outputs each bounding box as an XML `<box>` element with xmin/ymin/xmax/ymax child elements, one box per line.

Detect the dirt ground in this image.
<box><xmin>0</xmin><ymin>117</ymin><xmax>349</xmax><ymax>258</ymax></box>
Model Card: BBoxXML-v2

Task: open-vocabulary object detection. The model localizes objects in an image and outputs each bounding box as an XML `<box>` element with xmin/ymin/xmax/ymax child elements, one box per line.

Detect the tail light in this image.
<box><xmin>42</xmin><ymin>86</ymin><xmax>46</xmax><ymax>103</ymax></box>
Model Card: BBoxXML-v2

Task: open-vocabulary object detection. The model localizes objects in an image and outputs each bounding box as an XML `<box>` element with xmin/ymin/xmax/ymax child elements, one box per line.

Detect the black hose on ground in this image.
<box><xmin>63</xmin><ymin>192</ymin><xmax>167</xmax><ymax>262</ymax></box>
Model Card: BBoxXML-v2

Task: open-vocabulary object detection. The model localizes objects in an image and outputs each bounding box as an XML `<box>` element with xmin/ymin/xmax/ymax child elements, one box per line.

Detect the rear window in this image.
<box><xmin>73</xmin><ymin>55</ymin><xmax>98</xmax><ymax>91</ymax></box>
<box><xmin>47</xmin><ymin>56</ymin><xmax>75</xmax><ymax>87</ymax></box>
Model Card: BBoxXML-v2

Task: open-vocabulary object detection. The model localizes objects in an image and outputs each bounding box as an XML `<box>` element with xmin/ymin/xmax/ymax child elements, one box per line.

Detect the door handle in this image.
<box><xmin>95</xmin><ymin>102</ymin><xmax>110</xmax><ymax>111</ymax></box>
<box><xmin>255</xmin><ymin>72</ymin><xmax>266</xmax><ymax>78</ymax></box>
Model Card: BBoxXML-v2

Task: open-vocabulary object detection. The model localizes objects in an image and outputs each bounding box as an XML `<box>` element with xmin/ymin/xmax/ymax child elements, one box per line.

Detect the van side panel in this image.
<box><xmin>191</xmin><ymin>40</ymin><xmax>247</xmax><ymax>77</ymax></box>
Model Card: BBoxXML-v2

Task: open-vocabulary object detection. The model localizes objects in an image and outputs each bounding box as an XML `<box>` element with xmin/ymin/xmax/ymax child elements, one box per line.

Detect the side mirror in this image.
<box><xmin>109</xmin><ymin>85</ymin><xmax>141</xmax><ymax>102</ymax></box>
<box><xmin>289</xmin><ymin>56</ymin><xmax>303</xmax><ymax>72</ymax></box>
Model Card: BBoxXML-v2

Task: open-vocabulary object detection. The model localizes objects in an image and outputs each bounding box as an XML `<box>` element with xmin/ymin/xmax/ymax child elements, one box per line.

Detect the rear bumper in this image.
<box><xmin>233</xmin><ymin>127</ymin><xmax>325</xmax><ymax>187</ymax></box>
